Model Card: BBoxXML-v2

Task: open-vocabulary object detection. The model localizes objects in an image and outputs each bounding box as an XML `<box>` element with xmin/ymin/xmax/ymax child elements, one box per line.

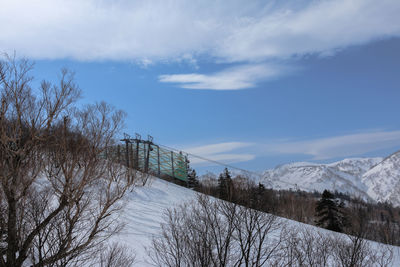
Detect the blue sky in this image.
<box><xmin>2</xmin><ymin>0</ymin><xmax>400</xmax><ymax>172</ymax></box>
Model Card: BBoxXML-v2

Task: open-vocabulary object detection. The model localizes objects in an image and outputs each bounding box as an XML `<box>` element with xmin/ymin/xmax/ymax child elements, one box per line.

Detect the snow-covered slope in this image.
<box><xmin>113</xmin><ymin>176</ymin><xmax>400</xmax><ymax>266</ymax></box>
<box><xmin>113</xmin><ymin>178</ymin><xmax>195</xmax><ymax>265</ymax></box>
<box><xmin>260</xmin><ymin>158</ymin><xmax>382</xmax><ymax>199</ymax></box>
<box><xmin>362</xmin><ymin>151</ymin><xmax>400</xmax><ymax>206</ymax></box>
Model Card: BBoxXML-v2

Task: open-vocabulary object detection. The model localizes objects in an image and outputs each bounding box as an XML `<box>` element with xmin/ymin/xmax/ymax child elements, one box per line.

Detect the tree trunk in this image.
<box><xmin>6</xmin><ymin>193</ymin><xmax>18</xmax><ymax>267</ymax></box>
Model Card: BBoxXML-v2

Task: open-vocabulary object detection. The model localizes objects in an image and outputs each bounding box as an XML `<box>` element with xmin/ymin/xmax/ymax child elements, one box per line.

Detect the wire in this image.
<box><xmin>155</xmin><ymin>143</ymin><xmax>318</xmax><ymax>192</ymax></box>
<box><xmin>157</xmin><ymin>143</ymin><xmax>258</xmax><ymax>174</ymax></box>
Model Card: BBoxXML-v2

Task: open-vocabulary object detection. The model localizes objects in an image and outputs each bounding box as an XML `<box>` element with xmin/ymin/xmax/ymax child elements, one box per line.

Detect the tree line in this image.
<box><xmin>188</xmin><ymin>168</ymin><xmax>400</xmax><ymax>246</ymax></box>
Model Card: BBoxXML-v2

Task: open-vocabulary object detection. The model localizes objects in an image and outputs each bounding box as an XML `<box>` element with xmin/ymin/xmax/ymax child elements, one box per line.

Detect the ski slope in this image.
<box><xmin>112</xmin><ymin>178</ymin><xmax>195</xmax><ymax>265</ymax></box>
<box><xmin>112</xmin><ymin>176</ymin><xmax>400</xmax><ymax>266</ymax></box>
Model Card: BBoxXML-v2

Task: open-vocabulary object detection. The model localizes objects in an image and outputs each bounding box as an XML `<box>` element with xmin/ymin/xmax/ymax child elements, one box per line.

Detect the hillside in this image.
<box><xmin>247</xmin><ymin>152</ymin><xmax>400</xmax><ymax>206</ymax></box>
<box><xmin>362</xmin><ymin>151</ymin><xmax>400</xmax><ymax>206</ymax></box>
<box><xmin>112</xmin><ymin>177</ymin><xmax>195</xmax><ymax>265</ymax></box>
<box><xmin>113</xmin><ymin>176</ymin><xmax>400</xmax><ymax>266</ymax></box>
<box><xmin>260</xmin><ymin>158</ymin><xmax>381</xmax><ymax>199</ymax></box>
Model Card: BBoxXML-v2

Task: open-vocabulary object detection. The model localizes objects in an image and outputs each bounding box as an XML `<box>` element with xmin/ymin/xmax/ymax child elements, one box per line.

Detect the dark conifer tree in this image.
<box><xmin>257</xmin><ymin>183</ymin><xmax>265</xmax><ymax>195</ymax></box>
<box><xmin>187</xmin><ymin>169</ymin><xmax>199</xmax><ymax>190</ymax></box>
<box><xmin>315</xmin><ymin>189</ymin><xmax>346</xmax><ymax>232</ymax></box>
<box><xmin>256</xmin><ymin>183</ymin><xmax>266</xmax><ymax>207</ymax></box>
<box><xmin>338</xmin><ymin>200</ymin><xmax>350</xmax><ymax>230</ymax></box>
<box><xmin>218</xmin><ymin>168</ymin><xmax>233</xmax><ymax>201</ymax></box>
<box><xmin>249</xmin><ymin>183</ymin><xmax>266</xmax><ymax>208</ymax></box>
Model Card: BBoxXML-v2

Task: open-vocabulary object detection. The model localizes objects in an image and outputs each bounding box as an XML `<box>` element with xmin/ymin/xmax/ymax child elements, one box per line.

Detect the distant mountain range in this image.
<box><xmin>254</xmin><ymin>151</ymin><xmax>400</xmax><ymax>206</ymax></box>
<box><xmin>213</xmin><ymin>151</ymin><xmax>400</xmax><ymax>206</ymax></box>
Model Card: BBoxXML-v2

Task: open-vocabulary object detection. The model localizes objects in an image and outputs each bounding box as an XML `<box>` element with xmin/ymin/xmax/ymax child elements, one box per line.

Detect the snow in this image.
<box><xmin>112</xmin><ymin>176</ymin><xmax>400</xmax><ymax>266</ymax></box>
<box><xmin>259</xmin><ymin>157</ymin><xmax>383</xmax><ymax>199</ymax></box>
<box><xmin>240</xmin><ymin>155</ymin><xmax>400</xmax><ymax>206</ymax></box>
<box><xmin>112</xmin><ymin>178</ymin><xmax>194</xmax><ymax>265</ymax></box>
<box><xmin>362</xmin><ymin>151</ymin><xmax>400</xmax><ymax>206</ymax></box>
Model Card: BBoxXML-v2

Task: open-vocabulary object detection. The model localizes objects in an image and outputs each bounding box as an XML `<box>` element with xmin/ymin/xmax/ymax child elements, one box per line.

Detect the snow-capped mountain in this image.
<box><xmin>362</xmin><ymin>151</ymin><xmax>400</xmax><ymax>206</ymax></box>
<box><xmin>260</xmin><ymin>158</ymin><xmax>382</xmax><ymax>200</ymax></box>
<box><xmin>255</xmin><ymin>152</ymin><xmax>400</xmax><ymax>205</ymax></box>
<box><xmin>201</xmin><ymin>151</ymin><xmax>400</xmax><ymax>205</ymax></box>
<box><xmin>216</xmin><ymin>151</ymin><xmax>400</xmax><ymax>205</ymax></box>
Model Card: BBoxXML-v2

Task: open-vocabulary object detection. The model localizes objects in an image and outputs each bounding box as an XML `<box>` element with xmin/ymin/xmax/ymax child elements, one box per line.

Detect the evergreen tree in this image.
<box><xmin>250</xmin><ymin>183</ymin><xmax>266</xmax><ymax>208</ymax></box>
<box><xmin>338</xmin><ymin>200</ymin><xmax>350</xmax><ymax>230</ymax></box>
<box><xmin>315</xmin><ymin>189</ymin><xmax>346</xmax><ymax>232</ymax></box>
<box><xmin>257</xmin><ymin>183</ymin><xmax>265</xmax><ymax>195</ymax></box>
<box><xmin>218</xmin><ymin>168</ymin><xmax>233</xmax><ymax>201</ymax></box>
<box><xmin>187</xmin><ymin>169</ymin><xmax>199</xmax><ymax>190</ymax></box>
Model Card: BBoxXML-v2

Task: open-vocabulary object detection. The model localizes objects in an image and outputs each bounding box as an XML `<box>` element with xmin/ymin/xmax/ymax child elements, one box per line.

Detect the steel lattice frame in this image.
<box><xmin>113</xmin><ymin>138</ymin><xmax>188</xmax><ymax>182</ymax></box>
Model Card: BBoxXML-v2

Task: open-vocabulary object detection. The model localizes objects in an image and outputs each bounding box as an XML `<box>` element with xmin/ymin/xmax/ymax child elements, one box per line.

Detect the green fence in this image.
<box><xmin>104</xmin><ymin>139</ymin><xmax>188</xmax><ymax>182</ymax></box>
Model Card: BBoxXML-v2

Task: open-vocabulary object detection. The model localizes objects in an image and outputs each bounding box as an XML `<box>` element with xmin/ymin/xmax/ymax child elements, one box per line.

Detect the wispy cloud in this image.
<box><xmin>268</xmin><ymin>130</ymin><xmax>400</xmax><ymax>160</ymax></box>
<box><xmin>176</xmin><ymin>130</ymin><xmax>400</xmax><ymax>167</ymax></box>
<box><xmin>159</xmin><ymin>64</ymin><xmax>285</xmax><ymax>90</ymax></box>
<box><xmin>216</xmin><ymin>0</ymin><xmax>400</xmax><ymax>62</ymax></box>
<box><xmin>183</xmin><ymin>142</ymin><xmax>255</xmax><ymax>166</ymax></box>
<box><xmin>1</xmin><ymin>0</ymin><xmax>399</xmax><ymax>62</ymax></box>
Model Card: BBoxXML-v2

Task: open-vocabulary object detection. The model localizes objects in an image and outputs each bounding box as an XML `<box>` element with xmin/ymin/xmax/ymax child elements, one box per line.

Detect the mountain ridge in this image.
<box><xmin>256</xmin><ymin>151</ymin><xmax>400</xmax><ymax>206</ymax></box>
<box><xmin>205</xmin><ymin>150</ymin><xmax>400</xmax><ymax>206</ymax></box>
<box><xmin>362</xmin><ymin>150</ymin><xmax>400</xmax><ymax>206</ymax></box>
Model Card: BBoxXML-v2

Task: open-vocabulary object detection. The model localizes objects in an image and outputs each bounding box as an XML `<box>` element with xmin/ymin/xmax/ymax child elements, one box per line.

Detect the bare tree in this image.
<box><xmin>148</xmin><ymin>195</ymin><xmax>236</xmax><ymax>267</ymax></box>
<box><xmin>148</xmin><ymin>207</ymin><xmax>188</xmax><ymax>267</ymax></box>
<box><xmin>330</xmin><ymin>202</ymin><xmax>393</xmax><ymax>267</ymax></box>
<box><xmin>203</xmin><ymin>196</ymin><xmax>237</xmax><ymax>267</ymax></box>
<box><xmin>277</xmin><ymin>225</ymin><xmax>394</xmax><ymax>267</ymax></box>
<box><xmin>332</xmin><ymin>233</ymin><xmax>394</xmax><ymax>267</ymax></box>
<box><xmin>371</xmin><ymin>243</ymin><xmax>394</xmax><ymax>267</ymax></box>
<box><xmin>0</xmin><ymin>55</ymin><xmax>135</xmax><ymax>266</ymax></box>
<box><xmin>149</xmin><ymin>192</ymin><xmax>395</xmax><ymax>267</ymax></box>
<box><xmin>149</xmin><ymin>194</ymin><xmax>284</xmax><ymax>267</ymax></box>
<box><xmin>332</xmin><ymin>234</ymin><xmax>373</xmax><ymax>267</ymax></box>
<box><xmin>232</xmin><ymin>204</ymin><xmax>283</xmax><ymax>267</ymax></box>
<box><xmin>149</xmin><ymin>196</ymin><xmax>230</xmax><ymax>267</ymax></box>
<box><xmin>98</xmin><ymin>243</ymin><xmax>136</xmax><ymax>267</ymax></box>
<box><xmin>277</xmin><ymin>227</ymin><xmax>334</xmax><ymax>267</ymax></box>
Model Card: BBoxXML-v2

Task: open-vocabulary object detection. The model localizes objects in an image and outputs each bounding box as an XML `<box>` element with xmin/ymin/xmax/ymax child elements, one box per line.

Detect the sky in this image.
<box><xmin>1</xmin><ymin>0</ymin><xmax>400</xmax><ymax>172</ymax></box>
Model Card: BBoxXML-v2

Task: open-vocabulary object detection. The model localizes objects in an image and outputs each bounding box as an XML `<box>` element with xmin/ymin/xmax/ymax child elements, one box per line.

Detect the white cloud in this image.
<box><xmin>2</xmin><ymin>0</ymin><xmax>399</xmax><ymax>90</ymax></box>
<box><xmin>183</xmin><ymin>142</ymin><xmax>255</xmax><ymax>166</ymax></box>
<box><xmin>217</xmin><ymin>0</ymin><xmax>400</xmax><ymax>62</ymax></box>
<box><xmin>138</xmin><ymin>58</ymin><xmax>153</xmax><ymax>68</ymax></box>
<box><xmin>174</xmin><ymin>130</ymin><xmax>400</xmax><ymax>167</ymax></box>
<box><xmin>0</xmin><ymin>0</ymin><xmax>399</xmax><ymax>62</ymax></box>
<box><xmin>268</xmin><ymin>130</ymin><xmax>400</xmax><ymax>160</ymax></box>
<box><xmin>189</xmin><ymin>154</ymin><xmax>255</xmax><ymax>166</ymax></box>
<box><xmin>159</xmin><ymin>64</ymin><xmax>284</xmax><ymax>90</ymax></box>
<box><xmin>186</xmin><ymin>142</ymin><xmax>252</xmax><ymax>155</ymax></box>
